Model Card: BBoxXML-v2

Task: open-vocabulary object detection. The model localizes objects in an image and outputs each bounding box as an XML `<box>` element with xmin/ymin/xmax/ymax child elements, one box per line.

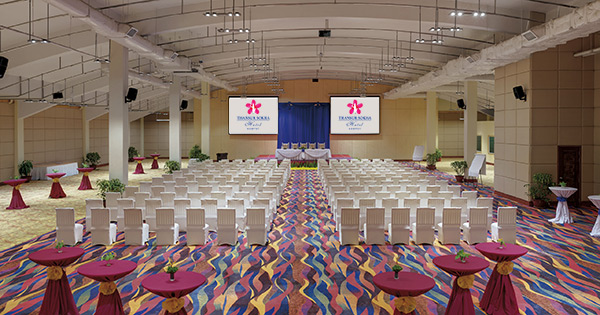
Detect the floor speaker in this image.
<box><xmin>0</xmin><ymin>57</ymin><xmax>8</xmax><ymax>79</ymax></box>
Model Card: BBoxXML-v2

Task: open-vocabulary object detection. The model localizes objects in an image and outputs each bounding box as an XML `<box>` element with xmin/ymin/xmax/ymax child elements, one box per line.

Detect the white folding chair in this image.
<box><xmin>477</xmin><ymin>197</ymin><xmax>494</xmax><ymax>231</ymax></box>
<box><xmin>246</xmin><ymin>208</ymin><xmax>268</xmax><ymax>245</ymax></box>
<box><xmin>462</xmin><ymin>191</ymin><xmax>478</xmax><ymax>209</ymax></box>
<box><xmin>116</xmin><ymin>198</ymin><xmax>135</xmax><ymax>229</ymax></box>
<box><xmin>145</xmin><ymin>198</ymin><xmax>161</xmax><ymax>231</ymax></box>
<box><xmin>55</xmin><ymin>208</ymin><xmax>83</xmax><ymax>245</ymax></box>
<box><xmin>404</xmin><ymin>198</ymin><xmax>420</xmax><ymax>226</ymax></box>
<box><xmin>90</xmin><ymin>208</ymin><xmax>116</xmax><ymax>245</ymax></box>
<box><xmin>174</xmin><ymin>198</ymin><xmax>191</xmax><ymax>231</ymax></box>
<box><xmin>451</xmin><ymin>197</ymin><xmax>469</xmax><ymax>225</ymax></box>
<box><xmin>123</xmin><ymin>208</ymin><xmax>149</xmax><ymax>245</ymax></box>
<box><xmin>364</xmin><ymin>208</ymin><xmax>386</xmax><ymax>245</ymax></box>
<box><xmin>358</xmin><ymin>198</ymin><xmax>376</xmax><ymax>229</ymax></box>
<box><xmin>155</xmin><ymin>208</ymin><xmax>179</xmax><ymax>245</ymax></box>
<box><xmin>174</xmin><ymin>186</ymin><xmax>188</xmax><ymax>198</ymax></box>
<box><xmin>151</xmin><ymin>186</ymin><xmax>165</xmax><ymax>199</ymax></box>
<box><xmin>447</xmin><ymin>185</ymin><xmax>462</xmax><ymax>198</ymax></box>
<box><xmin>427</xmin><ymin>198</ymin><xmax>445</xmax><ymax>226</ymax></box>
<box><xmin>462</xmin><ymin>207</ymin><xmax>488</xmax><ymax>244</ymax></box>
<box><xmin>388</xmin><ymin>207</ymin><xmax>410</xmax><ymax>244</ymax></box>
<box><xmin>160</xmin><ymin>192</ymin><xmax>176</xmax><ymax>207</ymax></box>
<box><xmin>151</xmin><ymin>177</ymin><xmax>164</xmax><ymax>186</ymax></box>
<box><xmin>382</xmin><ymin>198</ymin><xmax>399</xmax><ymax>227</ymax></box>
<box><xmin>217</xmin><ymin>208</ymin><xmax>238</xmax><ymax>245</ymax></box>
<box><xmin>139</xmin><ymin>181</ymin><xmax>152</xmax><ymax>194</ymax></box>
<box><xmin>437</xmin><ymin>207</ymin><xmax>462</xmax><ymax>244</ymax></box>
<box><xmin>86</xmin><ymin>199</ymin><xmax>104</xmax><ymax>226</ymax></box>
<box><xmin>202</xmin><ymin>198</ymin><xmax>219</xmax><ymax>230</ymax></box>
<box><xmin>411</xmin><ymin>207</ymin><xmax>435</xmax><ymax>244</ymax></box>
<box><xmin>105</xmin><ymin>192</ymin><xmax>120</xmax><ymax>221</ymax></box>
<box><xmin>438</xmin><ymin>191</ymin><xmax>454</xmax><ymax>207</ymax></box>
<box><xmin>212</xmin><ymin>191</ymin><xmax>227</xmax><ymax>208</ymax></box>
<box><xmin>124</xmin><ymin>186</ymin><xmax>139</xmax><ymax>198</ymax></box>
<box><xmin>186</xmin><ymin>208</ymin><xmax>209</xmax><ymax>245</ymax></box>
<box><xmin>164</xmin><ymin>181</ymin><xmax>176</xmax><ymax>193</ymax></box>
<box><xmin>375</xmin><ymin>191</ymin><xmax>391</xmax><ymax>207</ymax></box>
<box><xmin>492</xmin><ymin>207</ymin><xmax>517</xmax><ymax>244</ymax></box>
<box><xmin>339</xmin><ymin>208</ymin><xmax>360</xmax><ymax>245</ymax></box>
<box><xmin>134</xmin><ymin>192</ymin><xmax>151</xmax><ymax>211</ymax></box>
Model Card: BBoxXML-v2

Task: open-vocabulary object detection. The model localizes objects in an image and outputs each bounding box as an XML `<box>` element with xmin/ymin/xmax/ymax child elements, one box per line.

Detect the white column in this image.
<box><xmin>14</xmin><ymin>102</ymin><xmax>24</xmax><ymax>176</ymax></box>
<box><xmin>426</xmin><ymin>91</ymin><xmax>438</xmax><ymax>155</ymax></box>
<box><xmin>201</xmin><ymin>82</ymin><xmax>211</xmax><ymax>157</ymax></box>
<box><xmin>464</xmin><ymin>81</ymin><xmax>478</xmax><ymax>163</ymax></box>
<box><xmin>169</xmin><ymin>76</ymin><xmax>182</xmax><ymax>162</ymax></box>
<box><xmin>108</xmin><ymin>41</ymin><xmax>129</xmax><ymax>183</ymax></box>
<box><xmin>139</xmin><ymin>118</ymin><xmax>145</xmax><ymax>157</ymax></box>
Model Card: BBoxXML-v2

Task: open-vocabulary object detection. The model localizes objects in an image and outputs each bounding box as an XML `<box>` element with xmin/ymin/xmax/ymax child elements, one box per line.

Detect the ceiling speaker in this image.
<box><xmin>52</xmin><ymin>92</ymin><xmax>64</xmax><ymax>99</ymax></box>
<box><xmin>457</xmin><ymin>99</ymin><xmax>466</xmax><ymax>110</ymax></box>
<box><xmin>125</xmin><ymin>27</ymin><xmax>138</xmax><ymax>38</ymax></box>
<box><xmin>513</xmin><ymin>86</ymin><xmax>526</xmax><ymax>101</ymax></box>
<box><xmin>0</xmin><ymin>56</ymin><xmax>8</xmax><ymax>79</ymax></box>
<box><xmin>125</xmin><ymin>88</ymin><xmax>138</xmax><ymax>103</ymax></box>
<box><xmin>180</xmin><ymin>100</ymin><xmax>188</xmax><ymax>111</ymax></box>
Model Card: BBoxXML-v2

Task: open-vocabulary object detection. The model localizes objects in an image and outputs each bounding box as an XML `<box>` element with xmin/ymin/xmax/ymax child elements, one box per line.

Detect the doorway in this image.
<box><xmin>557</xmin><ymin>146</ymin><xmax>581</xmax><ymax>206</ymax></box>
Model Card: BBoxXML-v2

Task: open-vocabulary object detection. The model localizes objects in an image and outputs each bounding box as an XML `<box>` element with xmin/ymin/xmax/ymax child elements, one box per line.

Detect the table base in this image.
<box><xmin>591</xmin><ymin>216</ymin><xmax>600</xmax><ymax>237</ymax></box>
<box><xmin>446</xmin><ymin>278</ymin><xmax>475</xmax><ymax>315</ymax></box>
<box><xmin>480</xmin><ymin>268</ymin><xmax>519</xmax><ymax>315</ymax></box>
<box><xmin>8</xmin><ymin>188</ymin><xmax>29</xmax><ymax>210</ymax></box>
<box><xmin>133</xmin><ymin>163</ymin><xmax>145</xmax><ymax>174</ymax></box>
<box><xmin>40</xmin><ymin>270</ymin><xmax>79</xmax><ymax>315</ymax></box>
<box><xmin>95</xmin><ymin>289</ymin><xmax>125</xmax><ymax>315</ymax></box>
<box><xmin>548</xmin><ymin>201</ymin><xmax>573</xmax><ymax>224</ymax></box>
<box><xmin>151</xmin><ymin>160</ymin><xmax>159</xmax><ymax>169</ymax></box>
<box><xmin>78</xmin><ymin>175</ymin><xmax>93</xmax><ymax>190</ymax></box>
<box><xmin>50</xmin><ymin>182</ymin><xmax>67</xmax><ymax>199</ymax></box>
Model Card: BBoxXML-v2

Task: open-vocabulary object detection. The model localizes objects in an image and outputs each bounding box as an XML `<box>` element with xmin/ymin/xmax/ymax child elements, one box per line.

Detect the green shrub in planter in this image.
<box><xmin>85</xmin><ymin>152</ymin><xmax>101</xmax><ymax>167</ymax></box>
<box><xmin>189</xmin><ymin>145</ymin><xmax>209</xmax><ymax>161</ymax></box>
<box><xmin>128</xmin><ymin>147</ymin><xmax>138</xmax><ymax>161</ymax></box>
<box><xmin>18</xmin><ymin>160</ymin><xmax>33</xmax><ymax>178</ymax></box>
<box><xmin>96</xmin><ymin>178</ymin><xmax>125</xmax><ymax>200</ymax></box>
<box><xmin>164</xmin><ymin>160</ymin><xmax>181</xmax><ymax>174</ymax></box>
<box><xmin>524</xmin><ymin>173</ymin><xmax>554</xmax><ymax>205</ymax></box>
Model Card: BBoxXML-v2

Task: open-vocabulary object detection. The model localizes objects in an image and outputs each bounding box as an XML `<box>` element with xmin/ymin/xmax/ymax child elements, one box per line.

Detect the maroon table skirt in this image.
<box><xmin>373</xmin><ymin>271</ymin><xmax>435</xmax><ymax>315</ymax></box>
<box><xmin>77</xmin><ymin>168</ymin><xmax>94</xmax><ymax>190</ymax></box>
<box><xmin>476</xmin><ymin>243</ymin><xmax>528</xmax><ymax>315</ymax></box>
<box><xmin>29</xmin><ymin>247</ymin><xmax>85</xmax><ymax>315</ymax></box>
<box><xmin>141</xmin><ymin>271</ymin><xmax>206</xmax><ymax>315</ymax></box>
<box><xmin>4</xmin><ymin>179</ymin><xmax>29</xmax><ymax>209</ymax></box>
<box><xmin>78</xmin><ymin>260</ymin><xmax>137</xmax><ymax>315</ymax></box>
<box><xmin>133</xmin><ymin>157</ymin><xmax>145</xmax><ymax>174</ymax></box>
<box><xmin>433</xmin><ymin>255</ymin><xmax>489</xmax><ymax>315</ymax></box>
<box><xmin>47</xmin><ymin>173</ymin><xmax>67</xmax><ymax>198</ymax></box>
<box><xmin>150</xmin><ymin>154</ymin><xmax>160</xmax><ymax>169</ymax></box>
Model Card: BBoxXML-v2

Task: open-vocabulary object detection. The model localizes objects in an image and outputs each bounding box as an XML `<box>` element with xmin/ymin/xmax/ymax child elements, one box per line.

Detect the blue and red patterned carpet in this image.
<box><xmin>1</xmin><ymin>165</ymin><xmax>600</xmax><ymax>314</ymax></box>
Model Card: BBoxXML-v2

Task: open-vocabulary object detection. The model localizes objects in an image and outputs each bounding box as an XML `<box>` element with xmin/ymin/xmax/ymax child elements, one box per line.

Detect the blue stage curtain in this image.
<box><xmin>278</xmin><ymin>102</ymin><xmax>330</xmax><ymax>148</ymax></box>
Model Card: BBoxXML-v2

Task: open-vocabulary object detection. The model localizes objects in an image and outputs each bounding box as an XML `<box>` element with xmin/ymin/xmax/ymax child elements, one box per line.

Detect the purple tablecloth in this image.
<box><xmin>29</xmin><ymin>247</ymin><xmax>84</xmax><ymax>315</ymax></box>
<box><xmin>4</xmin><ymin>179</ymin><xmax>29</xmax><ymax>209</ymax></box>
<box><xmin>141</xmin><ymin>271</ymin><xmax>206</xmax><ymax>315</ymax></box>
<box><xmin>476</xmin><ymin>243</ymin><xmax>528</xmax><ymax>315</ymax></box>
<box><xmin>133</xmin><ymin>157</ymin><xmax>145</xmax><ymax>174</ymax></box>
<box><xmin>433</xmin><ymin>255</ymin><xmax>489</xmax><ymax>315</ymax></box>
<box><xmin>77</xmin><ymin>168</ymin><xmax>94</xmax><ymax>190</ymax></box>
<box><xmin>47</xmin><ymin>173</ymin><xmax>67</xmax><ymax>198</ymax></box>
<box><xmin>374</xmin><ymin>271</ymin><xmax>435</xmax><ymax>315</ymax></box>
<box><xmin>78</xmin><ymin>260</ymin><xmax>137</xmax><ymax>315</ymax></box>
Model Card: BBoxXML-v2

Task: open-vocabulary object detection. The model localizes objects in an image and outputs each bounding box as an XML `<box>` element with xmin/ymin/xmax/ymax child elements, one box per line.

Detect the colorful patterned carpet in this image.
<box><xmin>1</xmin><ymin>165</ymin><xmax>600</xmax><ymax>314</ymax></box>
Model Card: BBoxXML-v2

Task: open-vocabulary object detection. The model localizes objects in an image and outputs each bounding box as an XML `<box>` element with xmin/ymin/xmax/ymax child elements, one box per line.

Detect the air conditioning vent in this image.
<box><xmin>170</xmin><ymin>52</ymin><xmax>179</xmax><ymax>60</ymax></box>
<box><xmin>521</xmin><ymin>30</ymin><xmax>538</xmax><ymax>41</ymax></box>
<box><xmin>125</xmin><ymin>27</ymin><xmax>138</xmax><ymax>38</ymax></box>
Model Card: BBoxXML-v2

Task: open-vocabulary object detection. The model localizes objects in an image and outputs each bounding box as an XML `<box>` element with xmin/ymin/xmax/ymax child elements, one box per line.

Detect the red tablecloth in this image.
<box><xmin>475</xmin><ymin>243</ymin><xmax>528</xmax><ymax>315</ymax></box>
<box><xmin>373</xmin><ymin>271</ymin><xmax>435</xmax><ymax>315</ymax></box>
<box><xmin>141</xmin><ymin>271</ymin><xmax>206</xmax><ymax>315</ymax></box>
<box><xmin>150</xmin><ymin>154</ymin><xmax>160</xmax><ymax>169</ymax></box>
<box><xmin>433</xmin><ymin>255</ymin><xmax>489</xmax><ymax>315</ymax></box>
<box><xmin>77</xmin><ymin>167</ymin><xmax>94</xmax><ymax>190</ymax></box>
<box><xmin>133</xmin><ymin>157</ymin><xmax>145</xmax><ymax>174</ymax></box>
<box><xmin>29</xmin><ymin>247</ymin><xmax>85</xmax><ymax>315</ymax></box>
<box><xmin>78</xmin><ymin>260</ymin><xmax>137</xmax><ymax>315</ymax></box>
<box><xmin>47</xmin><ymin>173</ymin><xmax>67</xmax><ymax>198</ymax></box>
<box><xmin>4</xmin><ymin>179</ymin><xmax>29</xmax><ymax>209</ymax></box>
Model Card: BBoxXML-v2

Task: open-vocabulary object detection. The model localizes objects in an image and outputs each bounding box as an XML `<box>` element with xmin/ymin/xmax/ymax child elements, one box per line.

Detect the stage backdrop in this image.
<box><xmin>277</xmin><ymin>102</ymin><xmax>330</xmax><ymax>148</ymax></box>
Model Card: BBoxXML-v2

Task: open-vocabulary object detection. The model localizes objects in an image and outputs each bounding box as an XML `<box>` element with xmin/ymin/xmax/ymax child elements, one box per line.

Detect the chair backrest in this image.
<box><xmin>217</xmin><ymin>208</ymin><xmax>236</xmax><ymax>226</ymax></box>
<box><xmin>151</xmin><ymin>186</ymin><xmax>165</xmax><ymax>198</ymax></box>
<box><xmin>186</xmin><ymin>208</ymin><xmax>205</xmax><ymax>227</ymax></box>
<box><xmin>186</xmin><ymin>181</ymin><xmax>199</xmax><ymax>193</ymax></box>
<box><xmin>162</xmin><ymin>174</ymin><xmax>174</xmax><ymax>181</ymax></box>
<box><xmin>382</xmin><ymin>198</ymin><xmax>399</xmax><ymax>210</ymax></box>
<box><xmin>164</xmin><ymin>181</ymin><xmax>176</xmax><ymax>192</ymax></box>
<box><xmin>318</xmin><ymin>142</ymin><xmax>326</xmax><ymax>149</ymax></box>
<box><xmin>391</xmin><ymin>207</ymin><xmax>410</xmax><ymax>226</ymax></box>
<box><xmin>375</xmin><ymin>191</ymin><xmax>391</xmax><ymax>200</ymax></box>
<box><xmin>134</xmin><ymin>192</ymin><xmax>151</xmax><ymax>208</ymax></box>
<box><xmin>340</xmin><ymin>208</ymin><xmax>360</xmax><ymax>226</ymax></box>
<box><xmin>202</xmin><ymin>198</ymin><xmax>218</xmax><ymax>216</ymax></box>
<box><xmin>139</xmin><ymin>181</ymin><xmax>152</xmax><ymax>193</ymax></box>
<box><xmin>56</xmin><ymin>208</ymin><xmax>75</xmax><ymax>228</ymax></box>
<box><xmin>175</xmin><ymin>177</ymin><xmax>187</xmax><ymax>186</ymax></box>
<box><xmin>175</xmin><ymin>186</ymin><xmax>188</xmax><ymax>198</ymax></box>
<box><xmin>246</xmin><ymin>207</ymin><xmax>266</xmax><ymax>226</ymax></box>
<box><xmin>86</xmin><ymin>199</ymin><xmax>104</xmax><ymax>215</ymax></box>
<box><xmin>308</xmin><ymin>143</ymin><xmax>316</xmax><ymax>149</ymax></box>
<box><xmin>151</xmin><ymin>177</ymin><xmax>164</xmax><ymax>186</ymax></box>
<box><xmin>358</xmin><ymin>198</ymin><xmax>376</xmax><ymax>210</ymax></box>
<box><xmin>476</xmin><ymin>197</ymin><xmax>493</xmax><ymax>212</ymax></box>
<box><xmin>198</xmin><ymin>185</ymin><xmax>213</xmax><ymax>196</ymax></box>
<box><xmin>415</xmin><ymin>207</ymin><xmax>435</xmax><ymax>226</ymax></box>
<box><xmin>124</xmin><ymin>186</ymin><xmax>139</xmax><ymax>198</ymax></box>
<box><xmin>427</xmin><ymin>198</ymin><xmax>445</xmax><ymax>211</ymax></box>
<box><xmin>145</xmin><ymin>198</ymin><xmax>162</xmax><ymax>216</ymax></box>
<box><xmin>91</xmin><ymin>208</ymin><xmax>110</xmax><ymax>228</ymax></box>
<box><xmin>438</xmin><ymin>191</ymin><xmax>454</xmax><ymax>201</ymax></box>
<box><xmin>188</xmin><ymin>192</ymin><xmax>204</xmax><ymax>207</ymax></box>
<box><xmin>394</xmin><ymin>191</ymin><xmax>409</xmax><ymax>200</ymax></box>
<box><xmin>497</xmin><ymin>207</ymin><xmax>517</xmax><ymax>226</ymax></box>
<box><xmin>252</xmin><ymin>198</ymin><xmax>270</xmax><ymax>211</ymax></box>
<box><xmin>365</xmin><ymin>208</ymin><xmax>385</xmax><ymax>226</ymax></box>
<box><xmin>156</xmin><ymin>208</ymin><xmax>175</xmax><ymax>226</ymax></box>
<box><xmin>124</xmin><ymin>208</ymin><xmax>143</xmax><ymax>227</ymax></box>
<box><xmin>291</xmin><ymin>143</ymin><xmax>299</xmax><ymax>149</ymax></box>
<box><xmin>442</xmin><ymin>207</ymin><xmax>462</xmax><ymax>226</ymax></box>
<box><xmin>468</xmin><ymin>207</ymin><xmax>488</xmax><ymax>226</ymax></box>
<box><xmin>160</xmin><ymin>192</ymin><xmax>176</xmax><ymax>206</ymax></box>
<box><xmin>117</xmin><ymin>198</ymin><xmax>135</xmax><ymax>211</ymax></box>
<box><xmin>300</xmin><ymin>142</ymin><xmax>308</xmax><ymax>148</ymax></box>
<box><xmin>417</xmin><ymin>191</ymin><xmax>432</xmax><ymax>200</ymax></box>
<box><xmin>281</xmin><ymin>143</ymin><xmax>289</xmax><ymax>149</ymax></box>
<box><xmin>404</xmin><ymin>198</ymin><xmax>420</xmax><ymax>210</ymax></box>
<box><xmin>105</xmin><ymin>192</ymin><xmax>120</xmax><ymax>208</ymax></box>
<box><xmin>174</xmin><ymin>198</ymin><xmax>191</xmax><ymax>216</ymax></box>
<box><xmin>447</xmin><ymin>185</ymin><xmax>462</xmax><ymax>197</ymax></box>
<box><xmin>451</xmin><ymin>197</ymin><xmax>468</xmax><ymax>210</ymax></box>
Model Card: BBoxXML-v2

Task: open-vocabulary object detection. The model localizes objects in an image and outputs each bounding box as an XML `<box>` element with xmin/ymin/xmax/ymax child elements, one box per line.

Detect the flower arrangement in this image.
<box><xmin>498</xmin><ymin>238</ymin><xmax>506</xmax><ymax>249</ymax></box>
<box><xmin>55</xmin><ymin>240</ymin><xmax>65</xmax><ymax>253</ymax></box>
<box><xmin>165</xmin><ymin>258</ymin><xmax>179</xmax><ymax>281</ymax></box>
<box><xmin>290</xmin><ymin>160</ymin><xmax>318</xmax><ymax>169</ymax></box>
<box><xmin>455</xmin><ymin>249</ymin><xmax>470</xmax><ymax>263</ymax></box>
<box><xmin>392</xmin><ymin>264</ymin><xmax>403</xmax><ymax>279</ymax></box>
<box><xmin>82</xmin><ymin>163</ymin><xmax>89</xmax><ymax>168</ymax></box>
<box><xmin>101</xmin><ymin>252</ymin><xmax>116</xmax><ymax>266</ymax></box>
<box><xmin>52</xmin><ymin>169</ymin><xmax>59</xmax><ymax>173</ymax></box>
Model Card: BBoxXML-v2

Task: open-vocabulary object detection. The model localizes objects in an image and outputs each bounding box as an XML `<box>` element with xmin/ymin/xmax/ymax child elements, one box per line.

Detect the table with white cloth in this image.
<box><xmin>31</xmin><ymin>162</ymin><xmax>79</xmax><ymax>180</ymax></box>
<box><xmin>275</xmin><ymin>149</ymin><xmax>331</xmax><ymax>160</ymax></box>
<box><xmin>548</xmin><ymin>186</ymin><xmax>577</xmax><ymax>224</ymax></box>
<box><xmin>588</xmin><ymin>195</ymin><xmax>600</xmax><ymax>237</ymax></box>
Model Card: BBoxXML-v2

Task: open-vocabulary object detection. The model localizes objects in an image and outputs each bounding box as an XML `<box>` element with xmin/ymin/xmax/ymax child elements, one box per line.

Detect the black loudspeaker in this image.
<box><xmin>180</xmin><ymin>100</ymin><xmax>188</xmax><ymax>110</ymax></box>
<box><xmin>513</xmin><ymin>85</ymin><xmax>526</xmax><ymax>101</ymax></box>
<box><xmin>457</xmin><ymin>99</ymin><xmax>466</xmax><ymax>109</ymax></box>
<box><xmin>52</xmin><ymin>92</ymin><xmax>64</xmax><ymax>99</ymax></box>
<box><xmin>0</xmin><ymin>57</ymin><xmax>8</xmax><ymax>79</ymax></box>
<box><xmin>125</xmin><ymin>88</ymin><xmax>138</xmax><ymax>103</ymax></box>
<box><xmin>312</xmin><ymin>78</ymin><xmax>319</xmax><ymax>83</ymax></box>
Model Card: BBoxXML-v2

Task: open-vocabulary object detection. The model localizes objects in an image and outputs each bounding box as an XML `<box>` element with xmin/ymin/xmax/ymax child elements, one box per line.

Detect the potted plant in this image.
<box><xmin>164</xmin><ymin>160</ymin><xmax>181</xmax><ymax>174</ymax></box>
<box><xmin>455</xmin><ymin>249</ymin><xmax>471</xmax><ymax>263</ymax></box>
<box><xmin>524</xmin><ymin>173</ymin><xmax>554</xmax><ymax>208</ymax></box>
<box><xmin>497</xmin><ymin>238</ymin><xmax>506</xmax><ymax>250</ymax></box>
<box><xmin>101</xmin><ymin>252</ymin><xmax>116</xmax><ymax>266</ymax></box>
<box><xmin>128</xmin><ymin>147</ymin><xmax>138</xmax><ymax>162</ymax></box>
<box><xmin>165</xmin><ymin>258</ymin><xmax>178</xmax><ymax>281</ymax></box>
<box><xmin>189</xmin><ymin>145</ymin><xmax>209</xmax><ymax>161</ymax></box>
<box><xmin>18</xmin><ymin>160</ymin><xmax>33</xmax><ymax>183</ymax></box>
<box><xmin>392</xmin><ymin>264</ymin><xmax>403</xmax><ymax>279</ymax></box>
<box><xmin>434</xmin><ymin>148</ymin><xmax>443</xmax><ymax>162</ymax></box>
<box><xmin>425</xmin><ymin>153</ymin><xmax>437</xmax><ymax>170</ymax></box>
<box><xmin>559</xmin><ymin>178</ymin><xmax>567</xmax><ymax>187</ymax></box>
<box><xmin>96</xmin><ymin>178</ymin><xmax>125</xmax><ymax>200</ymax></box>
<box><xmin>55</xmin><ymin>240</ymin><xmax>65</xmax><ymax>253</ymax></box>
<box><xmin>450</xmin><ymin>160</ymin><xmax>468</xmax><ymax>183</ymax></box>
<box><xmin>85</xmin><ymin>152</ymin><xmax>101</xmax><ymax>169</ymax></box>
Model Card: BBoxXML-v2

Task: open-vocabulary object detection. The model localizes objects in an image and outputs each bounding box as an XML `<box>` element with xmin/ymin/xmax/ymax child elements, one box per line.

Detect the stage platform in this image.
<box><xmin>254</xmin><ymin>154</ymin><xmax>351</xmax><ymax>162</ymax></box>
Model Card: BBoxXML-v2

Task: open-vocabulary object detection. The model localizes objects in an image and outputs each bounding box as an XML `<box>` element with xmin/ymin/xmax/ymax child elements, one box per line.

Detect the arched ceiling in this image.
<box><xmin>0</xmin><ymin>0</ymin><xmax>594</xmax><ymax>115</ymax></box>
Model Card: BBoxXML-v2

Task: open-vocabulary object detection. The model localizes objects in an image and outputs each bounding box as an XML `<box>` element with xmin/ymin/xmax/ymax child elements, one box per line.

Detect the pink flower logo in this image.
<box><xmin>246</xmin><ymin>99</ymin><xmax>261</xmax><ymax>114</ymax></box>
<box><xmin>347</xmin><ymin>100</ymin><xmax>363</xmax><ymax>114</ymax></box>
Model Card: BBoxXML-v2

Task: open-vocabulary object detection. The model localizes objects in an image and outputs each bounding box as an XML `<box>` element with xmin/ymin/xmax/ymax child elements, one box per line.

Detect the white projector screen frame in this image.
<box><xmin>228</xmin><ymin>96</ymin><xmax>279</xmax><ymax>135</ymax></box>
<box><xmin>330</xmin><ymin>96</ymin><xmax>381</xmax><ymax>134</ymax></box>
